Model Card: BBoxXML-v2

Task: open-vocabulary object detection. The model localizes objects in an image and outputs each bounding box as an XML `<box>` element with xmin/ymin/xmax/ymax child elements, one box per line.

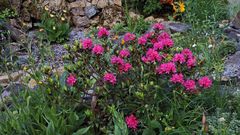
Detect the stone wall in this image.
<box><xmin>4</xmin><ymin>0</ymin><xmax>123</xmax><ymax>30</ymax></box>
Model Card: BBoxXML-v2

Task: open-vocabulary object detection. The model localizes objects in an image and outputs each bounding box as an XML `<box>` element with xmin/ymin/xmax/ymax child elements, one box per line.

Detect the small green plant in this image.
<box><xmin>207</xmin><ymin>109</ymin><xmax>240</xmax><ymax>135</ymax></box>
<box><xmin>38</xmin><ymin>11</ymin><xmax>70</xmax><ymax>43</ymax></box>
<box><xmin>0</xmin><ymin>8</ymin><xmax>17</xmax><ymax>20</ymax></box>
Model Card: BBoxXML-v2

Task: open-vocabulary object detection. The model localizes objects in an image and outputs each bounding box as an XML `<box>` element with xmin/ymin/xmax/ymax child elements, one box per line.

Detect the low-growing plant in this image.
<box><xmin>0</xmin><ymin>8</ymin><xmax>17</xmax><ymax>20</ymax></box>
<box><xmin>50</xmin><ymin>23</ymin><xmax>213</xmax><ymax>134</ymax></box>
<box><xmin>38</xmin><ymin>10</ymin><xmax>70</xmax><ymax>43</ymax></box>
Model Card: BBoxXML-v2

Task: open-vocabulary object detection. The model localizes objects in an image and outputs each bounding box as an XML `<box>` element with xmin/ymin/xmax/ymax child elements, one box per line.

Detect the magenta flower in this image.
<box><xmin>156</xmin><ymin>62</ymin><xmax>176</xmax><ymax>74</ymax></box>
<box><xmin>82</xmin><ymin>38</ymin><xmax>93</xmax><ymax>49</ymax></box>
<box><xmin>66</xmin><ymin>74</ymin><xmax>77</xmax><ymax>86</ymax></box>
<box><xmin>138</xmin><ymin>36</ymin><xmax>147</xmax><ymax>45</ymax></box>
<box><xmin>170</xmin><ymin>73</ymin><xmax>184</xmax><ymax>84</ymax></box>
<box><xmin>153</xmin><ymin>23</ymin><xmax>165</xmax><ymax>30</ymax></box>
<box><xmin>125</xmin><ymin>114</ymin><xmax>139</xmax><ymax>130</ymax></box>
<box><xmin>141</xmin><ymin>56</ymin><xmax>148</xmax><ymax>63</ymax></box>
<box><xmin>183</xmin><ymin>80</ymin><xmax>196</xmax><ymax>91</ymax></box>
<box><xmin>143</xmin><ymin>32</ymin><xmax>152</xmax><ymax>39</ymax></box>
<box><xmin>123</xmin><ymin>32</ymin><xmax>136</xmax><ymax>42</ymax></box>
<box><xmin>92</xmin><ymin>44</ymin><xmax>104</xmax><ymax>55</ymax></box>
<box><xmin>151</xmin><ymin>38</ymin><xmax>157</xmax><ymax>44</ymax></box>
<box><xmin>187</xmin><ymin>57</ymin><xmax>196</xmax><ymax>69</ymax></box>
<box><xmin>198</xmin><ymin>76</ymin><xmax>212</xmax><ymax>89</ymax></box>
<box><xmin>97</xmin><ymin>27</ymin><xmax>109</xmax><ymax>38</ymax></box>
<box><xmin>119</xmin><ymin>49</ymin><xmax>130</xmax><ymax>58</ymax></box>
<box><xmin>111</xmin><ymin>56</ymin><xmax>124</xmax><ymax>65</ymax></box>
<box><xmin>158</xmin><ymin>32</ymin><xmax>171</xmax><ymax>41</ymax></box>
<box><xmin>153</xmin><ymin>42</ymin><xmax>164</xmax><ymax>51</ymax></box>
<box><xmin>103</xmin><ymin>73</ymin><xmax>116</xmax><ymax>85</ymax></box>
<box><xmin>145</xmin><ymin>48</ymin><xmax>162</xmax><ymax>63</ymax></box>
<box><xmin>118</xmin><ymin>62</ymin><xmax>132</xmax><ymax>73</ymax></box>
<box><xmin>162</xmin><ymin>38</ymin><xmax>174</xmax><ymax>47</ymax></box>
<box><xmin>181</xmin><ymin>48</ymin><xmax>193</xmax><ymax>58</ymax></box>
<box><xmin>172</xmin><ymin>53</ymin><xmax>186</xmax><ymax>64</ymax></box>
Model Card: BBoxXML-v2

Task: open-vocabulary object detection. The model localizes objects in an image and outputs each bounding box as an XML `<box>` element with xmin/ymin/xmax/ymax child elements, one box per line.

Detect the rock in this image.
<box><xmin>101</xmin><ymin>6</ymin><xmax>124</xmax><ymax>27</ymax></box>
<box><xmin>0</xmin><ymin>71</ymin><xmax>24</xmax><ymax>87</ymax></box>
<box><xmin>155</xmin><ymin>18</ymin><xmax>165</xmax><ymax>22</ymax></box>
<box><xmin>224</xmin><ymin>27</ymin><xmax>240</xmax><ymax>42</ymax></box>
<box><xmin>90</xmin><ymin>16</ymin><xmax>100</xmax><ymax>26</ymax></box>
<box><xmin>0</xmin><ymin>20</ymin><xmax>26</xmax><ymax>42</ymax></box>
<box><xmin>222</xmin><ymin>51</ymin><xmax>240</xmax><ymax>80</ymax></box>
<box><xmin>71</xmin><ymin>7</ymin><xmax>85</xmax><ymax>16</ymax></box>
<box><xmin>69</xmin><ymin>28</ymin><xmax>85</xmax><ymax>42</ymax></box>
<box><xmin>9</xmin><ymin>0</ymin><xmax>22</xmax><ymax>14</ymax></box>
<box><xmin>113</xmin><ymin>0</ymin><xmax>122</xmax><ymax>6</ymax></box>
<box><xmin>231</xmin><ymin>11</ymin><xmax>240</xmax><ymax>29</ymax></box>
<box><xmin>168</xmin><ymin>22</ymin><xmax>191</xmax><ymax>33</ymax></box>
<box><xmin>1</xmin><ymin>83</ymin><xmax>27</xmax><ymax>98</ymax></box>
<box><xmin>129</xmin><ymin>11</ymin><xmax>140</xmax><ymax>20</ymax></box>
<box><xmin>145</xmin><ymin>16</ymin><xmax>155</xmax><ymax>22</ymax></box>
<box><xmin>92</xmin><ymin>0</ymin><xmax>108</xmax><ymax>8</ymax></box>
<box><xmin>85</xmin><ymin>6</ymin><xmax>98</xmax><ymax>18</ymax></box>
<box><xmin>0</xmin><ymin>0</ymin><xmax>11</xmax><ymax>10</ymax></box>
<box><xmin>27</xmin><ymin>30</ymin><xmax>37</xmax><ymax>39</ymax></box>
<box><xmin>68</xmin><ymin>0</ymin><xmax>86</xmax><ymax>9</ymax></box>
<box><xmin>17</xmin><ymin>55</ymin><xmax>29</xmax><ymax>65</ymax></box>
<box><xmin>49</xmin><ymin>0</ymin><xmax>63</xmax><ymax>7</ymax></box>
<box><xmin>108</xmin><ymin>0</ymin><xmax>122</xmax><ymax>6</ymax></box>
<box><xmin>72</xmin><ymin>16</ymin><xmax>90</xmax><ymax>27</ymax></box>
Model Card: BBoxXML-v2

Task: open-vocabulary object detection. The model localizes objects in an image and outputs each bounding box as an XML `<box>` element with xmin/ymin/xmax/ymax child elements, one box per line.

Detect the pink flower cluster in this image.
<box><xmin>82</xmin><ymin>38</ymin><xmax>93</xmax><ymax>49</ymax></box>
<box><xmin>103</xmin><ymin>73</ymin><xmax>117</xmax><ymax>85</ymax></box>
<box><xmin>198</xmin><ymin>76</ymin><xmax>212</xmax><ymax>89</ymax></box>
<box><xmin>124</xmin><ymin>32</ymin><xmax>136</xmax><ymax>42</ymax></box>
<box><xmin>158</xmin><ymin>32</ymin><xmax>171</xmax><ymax>41</ymax></box>
<box><xmin>111</xmin><ymin>54</ymin><xmax>132</xmax><ymax>73</ymax></box>
<box><xmin>156</xmin><ymin>62</ymin><xmax>176</xmax><ymax>74</ymax></box>
<box><xmin>111</xmin><ymin>56</ymin><xmax>124</xmax><ymax>65</ymax></box>
<box><xmin>138</xmin><ymin>36</ymin><xmax>147</xmax><ymax>45</ymax></box>
<box><xmin>142</xmin><ymin>48</ymin><xmax>162</xmax><ymax>63</ymax></box>
<box><xmin>153</xmin><ymin>23</ymin><xmax>165</xmax><ymax>30</ymax></box>
<box><xmin>170</xmin><ymin>73</ymin><xmax>184</xmax><ymax>84</ymax></box>
<box><xmin>66</xmin><ymin>74</ymin><xmax>77</xmax><ymax>86</ymax></box>
<box><xmin>125</xmin><ymin>114</ymin><xmax>139</xmax><ymax>130</ymax></box>
<box><xmin>119</xmin><ymin>49</ymin><xmax>130</xmax><ymax>58</ymax></box>
<box><xmin>92</xmin><ymin>44</ymin><xmax>104</xmax><ymax>55</ymax></box>
<box><xmin>172</xmin><ymin>53</ymin><xmax>185</xmax><ymax>64</ymax></box>
<box><xmin>97</xmin><ymin>27</ymin><xmax>109</xmax><ymax>38</ymax></box>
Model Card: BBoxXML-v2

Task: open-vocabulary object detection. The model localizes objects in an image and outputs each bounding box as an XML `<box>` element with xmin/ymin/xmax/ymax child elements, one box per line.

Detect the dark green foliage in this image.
<box><xmin>38</xmin><ymin>12</ymin><xmax>71</xmax><ymax>43</ymax></box>
<box><xmin>0</xmin><ymin>8</ymin><xmax>17</xmax><ymax>20</ymax></box>
<box><xmin>124</xmin><ymin>0</ymin><xmax>162</xmax><ymax>16</ymax></box>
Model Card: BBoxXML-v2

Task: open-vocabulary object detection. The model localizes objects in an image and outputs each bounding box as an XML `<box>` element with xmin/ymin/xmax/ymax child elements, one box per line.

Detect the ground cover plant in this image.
<box><xmin>1</xmin><ymin>23</ymin><xmax>218</xmax><ymax>134</ymax></box>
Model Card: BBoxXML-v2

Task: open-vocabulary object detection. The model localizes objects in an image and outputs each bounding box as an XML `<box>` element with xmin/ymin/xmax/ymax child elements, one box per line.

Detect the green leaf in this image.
<box><xmin>143</xmin><ymin>128</ymin><xmax>156</xmax><ymax>135</ymax></box>
<box><xmin>149</xmin><ymin>120</ymin><xmax>161</xmax><ymax>129</ymax></box>
<box><xmin>72</xmin><ymin>126</ymin><xmax>90</xmax><ymax>135</ymax></box>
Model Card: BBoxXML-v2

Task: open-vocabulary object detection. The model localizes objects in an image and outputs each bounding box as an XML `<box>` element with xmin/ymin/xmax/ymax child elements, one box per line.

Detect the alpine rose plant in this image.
<box><xmin>61</xmin><ymin>22</ymin><xmax>214</xmax><ymax>134</ymax></box>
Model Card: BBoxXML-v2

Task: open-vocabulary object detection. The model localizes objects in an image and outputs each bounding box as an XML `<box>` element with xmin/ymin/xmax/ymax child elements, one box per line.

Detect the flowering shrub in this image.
<box><xmin>40</xmin><ymin>23</ymin><xmax>213</xmax><ymax>134</ymax></box>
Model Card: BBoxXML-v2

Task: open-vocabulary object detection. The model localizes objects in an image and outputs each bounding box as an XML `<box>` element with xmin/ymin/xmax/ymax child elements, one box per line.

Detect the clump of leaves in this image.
<box><xmin>0</xmin><ymin>8</ymin><xmax>17</xmax><ymax>20</ymax></box>
<box><xmin>38</xmin><ymin>11</ymin><xmax>70</xmax><ymax>43</ymax></box>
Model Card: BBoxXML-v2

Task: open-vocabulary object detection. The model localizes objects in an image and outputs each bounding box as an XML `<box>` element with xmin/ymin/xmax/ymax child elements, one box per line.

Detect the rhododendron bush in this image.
<box><xmin>41</xmin><ymin>24</ymin><xmax>213</xmax><ymax>134</ymax></box>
